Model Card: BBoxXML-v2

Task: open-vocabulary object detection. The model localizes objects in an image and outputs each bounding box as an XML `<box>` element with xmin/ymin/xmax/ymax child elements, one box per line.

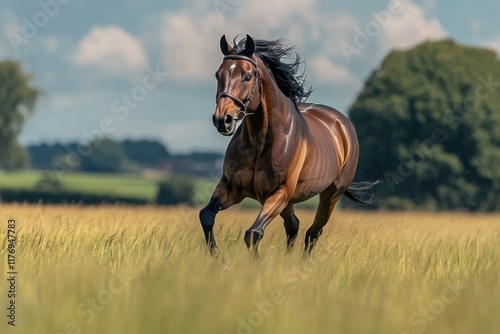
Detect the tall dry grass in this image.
<box><xmin>0</xmin><ymin>204</ymin><xmax>499</xmax><ymax>334</ymax></box>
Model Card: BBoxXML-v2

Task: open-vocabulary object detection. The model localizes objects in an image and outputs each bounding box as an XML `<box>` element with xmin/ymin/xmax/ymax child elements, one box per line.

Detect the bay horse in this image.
<box><xmin>200</xmin><ymin>34</ymin><xmax>376</xmax><ymax>255</ymax></box>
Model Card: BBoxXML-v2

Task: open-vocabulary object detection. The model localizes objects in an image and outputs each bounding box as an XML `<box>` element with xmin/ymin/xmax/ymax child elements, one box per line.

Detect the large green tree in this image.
<box><xmin>0</xmin><ymin>61</ymin><xmax>39</xmax><ymax>170</ymax></box>
<box><xmin>349</xmin><ymin>40</ymin><xmax>500</xmax><ymax>211</ymax></box>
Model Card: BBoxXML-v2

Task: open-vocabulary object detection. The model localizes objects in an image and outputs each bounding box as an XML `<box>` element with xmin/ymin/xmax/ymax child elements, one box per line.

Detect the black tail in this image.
<box><xmin>343</xmin><ymin>180</ymin><xmax>382</xmax><ymax>205</ymax></box>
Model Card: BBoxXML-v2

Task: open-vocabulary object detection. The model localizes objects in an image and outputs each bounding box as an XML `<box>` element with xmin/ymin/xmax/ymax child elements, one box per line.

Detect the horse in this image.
<box><xmin>200</xmin><ymin>34</ymin><xmax>377</xmax><ymax>255</ymax></box>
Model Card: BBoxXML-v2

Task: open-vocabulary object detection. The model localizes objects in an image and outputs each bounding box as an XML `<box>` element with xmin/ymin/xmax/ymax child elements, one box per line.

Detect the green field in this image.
<box><xmin>0</xmin><ymin>170</ymin><xmax>217</xmax><ymax>204</ymax></box>
<box><xmin>1</xmin><ymin>204</ymin><xmax>499</xmax><ymax>334</ymax></box>
<box><xmin>0</xmin><ymin>170</ymin><xmax>319</xmax><ymax>208</ymax></box>
<box><xmin>0</xmin><ymin>170</ymin><xmax>159</xmax><ymax>200</ymax></box>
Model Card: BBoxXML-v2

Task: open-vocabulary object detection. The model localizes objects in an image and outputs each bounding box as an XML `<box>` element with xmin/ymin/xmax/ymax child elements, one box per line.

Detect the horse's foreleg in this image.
<box><xmin>199</xmin><ymin>180</ymin><xmax>242</xmax><ymax>255</ymax></box>
<box><xmin>245</xmin><ymin>188</ymin><xmax>289</xmax><ymax>253</ymax></box>
<box><xmin>199</xmin><ymin>197</ymin><xmax>222</xmax><ymax>255</ymax></box>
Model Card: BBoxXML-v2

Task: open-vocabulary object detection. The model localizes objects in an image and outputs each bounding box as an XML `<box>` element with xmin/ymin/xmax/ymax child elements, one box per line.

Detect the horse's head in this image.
<box><xmin>212</xmin><ymin>34</ymin><xmax>261</xmax><ymax>136</ymax></box>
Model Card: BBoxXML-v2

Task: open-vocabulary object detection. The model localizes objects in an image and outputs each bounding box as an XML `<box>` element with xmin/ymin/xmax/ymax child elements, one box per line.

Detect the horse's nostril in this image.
<box><xmin>212</xmin><ymin>114</ymin><xmax>217</xmax><ymax>127</ymax></box>
<box><xmin>224</xmin><ymin>114</ymin><xmax>233</xmax><ymax>125</ymax></box>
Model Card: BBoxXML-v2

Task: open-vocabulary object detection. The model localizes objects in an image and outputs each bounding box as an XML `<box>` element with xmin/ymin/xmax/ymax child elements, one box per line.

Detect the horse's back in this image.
<box><xmin>291</xmin><ymin>103</ymin><xmax>359</xmax><ymax>201</ymax></box>
<box><xmin>298</xmin><ymin>103</ymin><xmax>354</xmax><ymax>132</ymax></box>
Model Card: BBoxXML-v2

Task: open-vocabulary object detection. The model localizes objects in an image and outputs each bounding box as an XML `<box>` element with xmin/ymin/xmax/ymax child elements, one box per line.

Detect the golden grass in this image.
<box><xmin>0</xmin><ymin>204</ymin><xmax>499</xmax><ymax>334</ymax></box>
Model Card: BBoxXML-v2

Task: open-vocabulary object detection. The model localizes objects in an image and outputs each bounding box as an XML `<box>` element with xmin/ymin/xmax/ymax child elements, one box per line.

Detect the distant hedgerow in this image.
<box><xmin>156</xmin><ymin>176</ymin><xmax>195</xmax><ymax>206</ymax></box>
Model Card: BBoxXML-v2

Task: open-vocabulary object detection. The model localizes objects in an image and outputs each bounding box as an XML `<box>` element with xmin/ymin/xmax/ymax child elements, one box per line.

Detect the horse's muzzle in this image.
<box><xmin>212</xmin><ymin>113</ymin><xmax>237</xmax><ymax>136</ymax></box>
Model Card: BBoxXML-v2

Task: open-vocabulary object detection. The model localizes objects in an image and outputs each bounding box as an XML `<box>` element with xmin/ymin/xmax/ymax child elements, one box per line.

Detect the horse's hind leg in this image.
<box><xmin>304</xmin><ymin>192</ymin><xmax>341</xmax><ymax>253</ymax></box>
<box><xmin>280</xmin><ymin>204</ymin><xmax>300</xmax><ymax>252</ymax></box>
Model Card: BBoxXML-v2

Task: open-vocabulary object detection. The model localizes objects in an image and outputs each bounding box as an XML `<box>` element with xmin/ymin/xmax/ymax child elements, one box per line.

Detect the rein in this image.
<box><xmin>216</xmin><ymin>54</ymin><xmax>262</xmax><ymax>121</ymax></box>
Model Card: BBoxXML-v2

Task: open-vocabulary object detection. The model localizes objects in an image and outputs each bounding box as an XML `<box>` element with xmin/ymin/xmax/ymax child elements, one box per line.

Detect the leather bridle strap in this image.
<box><xmin>216</xmin><ymin>54</ymin><xmax>261</xmax><ymax>121</ymax></box>
<box><xmin>223</xmin><ymin>54</ymin><xmax>258</xmax><ymax>67</ymax></box>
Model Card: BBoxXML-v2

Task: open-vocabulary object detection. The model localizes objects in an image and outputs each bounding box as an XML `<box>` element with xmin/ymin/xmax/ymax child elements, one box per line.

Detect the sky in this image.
<box><xmin>1</xmin><ymin>0</ymin><xmax>499</xmax><ymax>153</ymax></box>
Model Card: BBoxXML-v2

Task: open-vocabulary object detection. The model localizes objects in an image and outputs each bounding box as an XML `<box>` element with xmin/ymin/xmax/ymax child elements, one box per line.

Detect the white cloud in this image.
<box><xmin>485</xmin><ymin>35</ymin><xmax>500</xmax><ymax>56</ymax></box>
<box><xmin>42</xmin><ymin>35</ymin><xmax>59</xmax><ymax>54</ymax></box>
<box><xmin>50</xmin><ymin>93</ymin><xmax>93</xmax><ymax>110</ymax></box>
<box><xmin>160</xmin><ymin>0</ymin><xmax>317</xmax><ymax>82</ymax></box>
<box><xmin>321</xmin><ymin>13</ymin><xmax>360</xmax><ymax>57</ymax></box>
<box><xmin>379</xmin><ymin>0</ymin><xmax>447</xmax><ymax>52</ymax></box>
<box><xmin>0</xmin><ymin>9</ymin><xmax>21</xmax><ymax>57</ymax></box>
<box><xmin>160</xmin><ymin>11</ymin><xmax>222</xmax><ymax>82</ymax></box>
<box><xmin>158</xmin><ymin>0</ymin><xmax>448</xmax><ymax>85</ymax></box>
<box><xmin>159</xmin><ymin>0</ymin><xmax>446</xmax><ymax>85</ymax></box>
<box><xmin>74</xmin><ymin>26</ymin><xmax>148</xmax><ymax>75</ymax></box>
<box><xmin>469</xmin><ymin>20</ymin><xmax>483</xmax><ymax>41</ymax></box>
<box><xmin>309</xmin><ymin>55</ymin><xmax>357</xmax><ymax>85</ymax></box>
<box><xmin>232</xmin><ymin>0</ymin><xmax>315</xmax><ymax>33</ymax></box>
<box><xmin>323</xmin><ymin>13</ymin><xmax>358</xmax><ymax>32</ymax></box>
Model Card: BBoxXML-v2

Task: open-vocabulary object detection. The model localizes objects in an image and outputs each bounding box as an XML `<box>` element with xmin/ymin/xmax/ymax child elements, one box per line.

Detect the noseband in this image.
<box><xmin>216</xmin><ymin>54</ymin><xmax>262</xmax><ymax>121</ymax></box>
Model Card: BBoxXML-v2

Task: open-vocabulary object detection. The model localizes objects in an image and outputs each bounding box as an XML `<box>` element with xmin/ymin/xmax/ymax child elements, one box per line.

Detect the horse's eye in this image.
<box><xmin>244</xmin><ymin>74</ymin><xmax>253</xmax><ymax>82</ymax></box>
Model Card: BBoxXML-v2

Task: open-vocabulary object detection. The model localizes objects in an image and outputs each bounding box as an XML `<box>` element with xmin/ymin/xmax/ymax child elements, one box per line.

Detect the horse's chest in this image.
<box><xmin>252</xmin><ymin>169</ymin><xmax>281</xmax><ymax>197</ymax></box>
<box><xmin>252</xmin><ymin>155</ymin><xmax>286</xmax><ymax>200</ymax></box>
<box><xmin>227</xmin><ymin>154</ymin><xmax>284</xmax><ymax>201</ymax></box>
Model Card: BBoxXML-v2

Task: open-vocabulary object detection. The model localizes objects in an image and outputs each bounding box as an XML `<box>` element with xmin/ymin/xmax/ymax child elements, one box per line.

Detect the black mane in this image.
<box><xmin>230</xmin><ymin>37</ymin><xmax>312</xmax><ymax>103</ymax></box>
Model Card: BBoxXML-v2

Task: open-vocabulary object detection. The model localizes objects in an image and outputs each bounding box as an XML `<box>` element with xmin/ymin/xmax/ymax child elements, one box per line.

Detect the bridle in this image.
<box><xmin>216</xmin><ymin>54</ymin><xmax>262</xmax><ymax>121</ymax></box>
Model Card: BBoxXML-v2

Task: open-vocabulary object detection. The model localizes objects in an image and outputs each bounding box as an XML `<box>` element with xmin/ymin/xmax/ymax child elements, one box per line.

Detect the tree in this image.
<box><xmin>0</xmin><ymin>61</ymin><xmax>39</xmax><ymax>170</ymax></box>
<box><xmin>122</xmin><ymin>139</ymin><xmax>170</xmax><ymax>167</ymax></box>
<box><xmin>349</xmin><ymin>39</ymin><xmax>500</xmax><ymax>211</ymax></box>
<box><xmin>79</xmin><ymin>138</ymin><xmax>128</xmax><ymax>173</ymax></box>
<box><xmin>35</xmin><ymin>172</ymin><xmax>64</xmax><ymax>192</ymax></box>
<box><xmin>156</xmin><ymin>176</ymin><xmax>195</xmax><ymax>206</ymax></box>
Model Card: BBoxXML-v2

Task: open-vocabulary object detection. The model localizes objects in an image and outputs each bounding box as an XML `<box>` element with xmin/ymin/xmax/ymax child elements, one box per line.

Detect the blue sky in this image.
<box><xmin>1</xmin><ymin>0</ymin><xmax>499</xmax><ymax>153</ymax></box>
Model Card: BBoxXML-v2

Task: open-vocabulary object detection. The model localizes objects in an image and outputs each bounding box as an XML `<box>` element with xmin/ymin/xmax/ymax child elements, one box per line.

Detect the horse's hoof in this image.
<box><xmin>244</xmin><ymin>229</ymin><xmax>263</xmax><ymax>248</ymax></box>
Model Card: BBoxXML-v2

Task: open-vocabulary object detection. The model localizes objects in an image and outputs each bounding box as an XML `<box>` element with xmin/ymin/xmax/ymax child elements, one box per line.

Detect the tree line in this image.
<box><xmin>27</xmin><ymin>139</ymin><xmax>223</xmax><ymax>176</ymax></box>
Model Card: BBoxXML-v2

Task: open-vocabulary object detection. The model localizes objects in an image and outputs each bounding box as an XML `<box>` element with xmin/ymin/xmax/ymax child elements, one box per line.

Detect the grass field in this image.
<box><xmin>1</xmin><ymin>204</ymin><xmax>499</xmax><ymax>334</ymax></box>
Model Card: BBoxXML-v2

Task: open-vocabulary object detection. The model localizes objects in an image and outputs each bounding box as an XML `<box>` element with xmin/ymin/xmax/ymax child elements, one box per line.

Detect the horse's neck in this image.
<box><xmin>242</xmin><ymin>68</ymin><xmax>295</xmax><ymax>152</ymax></box>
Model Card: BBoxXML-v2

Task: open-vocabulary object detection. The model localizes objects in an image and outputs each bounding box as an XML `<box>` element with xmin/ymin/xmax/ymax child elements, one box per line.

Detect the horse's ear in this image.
<box><xmin>245</xmin><ymin>34</ymin><xmax>255</xmax><ymax>55</ymax></box>
<box><xmin>220</xmin><ymin>35</ymin><xmax>232</xmax><ymax>55</ymax></box>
